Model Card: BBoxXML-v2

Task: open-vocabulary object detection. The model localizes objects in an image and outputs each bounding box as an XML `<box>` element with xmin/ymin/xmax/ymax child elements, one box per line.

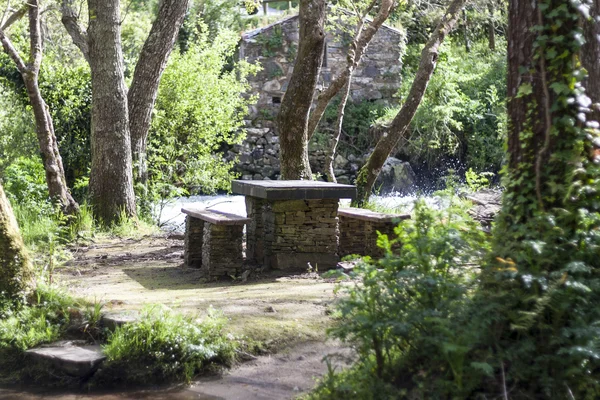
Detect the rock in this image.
<box><xmin>374</xmin><ymin>158</ymin><xmax>416</xmax><ymax>195</ymax></box>
<box><xmin>333</xmin><ymin>154</ymin><xmax>348</xmax><ymax>169</ymax></box>
<box><xmin>26</xmin><ymin>342</ymin><xmax>106</xmax><ymax>377</ymax></box>
<box><xmin>263</xmin><ymin>79</ymin><xmax>281</xmax><ymax>92</ymax></box>
<box><xmin>336</xmin><ymin>175</ymin><xmax>351</xmax><ymax>185</ymax></box>
<box><xmin>462</xmin><ymin>189</ymin><xmax>502</xmax><ymax>232</ymax></box>
<box><xmin>264</xmin><ymin>305</ymin><xmax>277</xmax><ymax>313</ymax></box>
<box><xmin>101</xmin><ymin>310</ymin><xmax>140</xmax><ymax>331</ymax></box>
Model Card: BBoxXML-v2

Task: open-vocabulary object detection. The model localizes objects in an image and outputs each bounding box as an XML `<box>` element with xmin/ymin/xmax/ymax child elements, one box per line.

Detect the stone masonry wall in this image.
<box><xmin>247</xmin><ymin>198</ymin><xmax>340</xmax><ymax>270</ymax></box>
<box><xmin>339</xmin><ymin>216</ymin><xmax>397</xmax><ymax>258</ymax></box>
<box><xmin>225</xmin><ymin>13</ymin><xmax>405</xmax><ymax>182</ymax></box>
<box><xmin>202</xmin><ymin>224</ymin><xmax>245</xmax><ymax>277</ymax></box>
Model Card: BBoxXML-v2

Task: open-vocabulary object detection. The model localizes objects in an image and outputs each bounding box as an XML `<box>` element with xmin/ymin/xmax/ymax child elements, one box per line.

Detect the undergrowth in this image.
<box><xmin>94</xmin><ymin>305</ymin><xmax>237</xmax><ymax>386</ymax></box>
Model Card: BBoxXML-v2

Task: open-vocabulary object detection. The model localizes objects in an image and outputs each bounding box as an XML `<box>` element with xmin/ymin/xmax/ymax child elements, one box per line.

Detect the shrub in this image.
<box><xmin>309</xmin><ymin>195</ymin><xmax>491</xmax><ymax>399</ymax></box>
<box><xmin>97</xmin><ymin>305</ymin><xmax>237</xmax><ymax>385</ymax></box>
<box><xmin>382</xmin><ymin>39</ymin><xmax>507</xmax><ymax>175</ymax></box>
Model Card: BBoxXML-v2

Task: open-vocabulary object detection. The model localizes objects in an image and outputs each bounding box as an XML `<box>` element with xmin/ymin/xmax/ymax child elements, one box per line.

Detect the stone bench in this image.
<box><xmin>338</xmin><ymin>207</ymin><xmax>410</xmax><ymax>258</ymax></box>
<box><xmin>182</xmin><ymin>207</ymin><xmax>250</xmax><ymax>277</ymax></box>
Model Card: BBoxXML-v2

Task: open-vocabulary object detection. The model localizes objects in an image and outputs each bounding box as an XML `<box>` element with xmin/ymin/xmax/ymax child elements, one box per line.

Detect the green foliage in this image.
<box><xmin>383</xmin><ymin>39</ymin><xmax>507</xmax><ymax>173</ymax></box>
<box><xmin>39</xmin><ymin>61</ymin><xmax>92</xmax><ymax>190</ymax></box>
<box><xmin>0</xmin><ymin>284</ymin><xmax>83</xmax><ymax>383</ymax></box>
<box><xmin>0</xmin><ymin>83</ymin><xmax>36</xmax><ymax>171</ymax></box>
<box><xmin>310</xmin><ymin>196</ymin><xmax>490</xmax><ymax>399</ymax></box>
<box><xmin>98</xmin><ymin>305</ymin><xmax>237</xmax><ymax>385</ymax></box>
<box><xmin>256</xmin><ymin>25</ymin><xmax>284</xmax><ymax>57</ymax></box>
<box><xmin>312</xmin><ymin>99</ymin><xmax>388</xmax><ymax>154</ymax></box>
<box><xmin>144</xmin><ymin>28</ymin><xmax>259</xmax><ymax>218</ymax></box>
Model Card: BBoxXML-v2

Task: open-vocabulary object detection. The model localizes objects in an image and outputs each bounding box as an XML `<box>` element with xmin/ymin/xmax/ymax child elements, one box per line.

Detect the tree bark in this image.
<box><xmin>277</xmin><ymin>0</ymin><xmax>327</xmax><ymax>179</ymax></box>
<box><xmin>0</xmin><ymin>182</ymin><xmax>33</xmax><ymax>300</ymax></box>
<box><xmin>582</xmin><ymin>0</ymin><xmax>600</xmax><ymax>124</ymax></box>
<box><xmin>487</xmin><ymin>1</ymin><xmax>496</xmax><ymax>51</ymax></box>
<box><xmin>61</xmin><ymin>0</ymin><xmax>190</xmax><ymax>188</ymax></box>
<box><xmin>128</xmin><ymin>0</ymin><xmax>189</xmax><ymax>184</ymax></box>
<box><xmin>353</xmin><ymin>0</ymin><xmax>466</xmax><ymax>206</ymax></box>
<box><xmin>307</xmin><ymin>0</ymin><xmax>395</xmax><ymax>140</ymax></box>
<box><xmin>87</xmin><ymin>0</ymin><xmax>136</xmax><ymax>224</ymax></box>
<box><xmin>0</xmin><ymin>1</ymin><xmax>79</xmax><ymax>215</ymax></box>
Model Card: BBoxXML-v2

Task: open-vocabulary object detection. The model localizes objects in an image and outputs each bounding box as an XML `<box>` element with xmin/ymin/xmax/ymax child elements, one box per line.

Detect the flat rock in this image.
<box><xmin>101</xmin><ymin>310</ymin><xmax>140</xmax><ymax>331</ymax></box>
<box><xmin>26</xmin><ymin>343</ymin><xmax>105</xmax><ymax>377</ymax></box>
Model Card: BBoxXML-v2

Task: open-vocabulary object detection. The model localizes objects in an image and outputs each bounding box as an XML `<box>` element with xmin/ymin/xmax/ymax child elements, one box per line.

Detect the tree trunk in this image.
<box><xmin>87</xmin><ymin>0</ymin><xmax>136</xmax><ymax>224</ymax></box>
<box><xmin>128</xmin><ymin>0</ymin><xmax>190</xmax><ymax>184</ymax></box>
<box><xmin>0</xmin><ymin>1</ymin><xmax>79</xmax><ymax>215</ymax></box>
<box><xmin>307</xmin><ymin>0</ymin><xmax>395</xmax><ymax>140</ymax></box>
<box><xmin>353</xmin><ymin>0</ymin><xmax>466</xmax><ymax>206</ymax></box>
<box><xmin>277</xmin><ymin>0</ymin><xmax>327</xmax><ymax>179</ymax></box>
<box><xmin>487</xmin><ymin>1</ymin><xmax>496</xmax><ymax>51</ymax></box>
<box><xmin>582</xmin><ymin>0</ymin><xmax>600</xmax><ymax>124</ymax></box>
<box><xmin>0</xmin><ymin>182</ymin><xmax>33</xmax><ymax>300</ymax></box>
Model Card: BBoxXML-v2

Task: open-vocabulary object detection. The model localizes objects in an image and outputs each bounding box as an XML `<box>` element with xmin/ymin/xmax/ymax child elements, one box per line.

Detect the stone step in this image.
<box><xmin>26</xmin><ymin>341</ymin><xmax>106</xmax><ymax>377</ymax></box>
<box><xmin>101</xmin><ymin>310</ymin><xmax>140</xmax><ymax>331</ymax></box>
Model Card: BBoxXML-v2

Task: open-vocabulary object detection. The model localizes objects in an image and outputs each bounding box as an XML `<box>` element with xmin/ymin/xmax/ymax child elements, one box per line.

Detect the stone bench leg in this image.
<box><xmin>339</xmin><ymin>216</ymin><xmax>366</xmax><ymax>257</ymax></box>
<box><xmin>202</xmin><ymin>223</ymin><xmax>245</xmax><ymax>277</ymax></box>
<box><xmin>184</xmin><ymin>216</ymin><xmax>204</xmax><ymax>268</ymax></box>
<box><xmin>366</xmin><ymin>221</ymin><xmax>396</xmax><ymax>258</ymax></box>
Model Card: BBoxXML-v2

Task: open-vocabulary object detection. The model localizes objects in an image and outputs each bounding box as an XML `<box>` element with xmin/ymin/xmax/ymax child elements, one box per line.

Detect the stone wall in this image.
<box><xmin>226</xmin><ymin>12</ymin><xmax>405</xmax><ymax>182</ymax></box>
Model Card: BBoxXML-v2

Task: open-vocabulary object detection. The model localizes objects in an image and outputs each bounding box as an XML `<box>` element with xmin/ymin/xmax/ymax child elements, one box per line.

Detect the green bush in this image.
<box><xmin>383</xmin><ymin>39</ymin><xmax>507</xmax><ymax>175</ymax></box>
<box><xmin>309</xmin><ymin>195</ymin><xmax>491</xmax><ymax>399</ymax></box>
<box><xmin>98</xmin><ymin>305</ymin><xmax>237</xmax><ymax>385</ymax></box>
<box><xmin>143</xmin><ymin>27</ymin><xmax>259</xmax><ymax>219</ymax></box>
<box><xmin>0</xmin><ymin>285</ymin><xmax>82</xmax><ymax>383</ymax></box>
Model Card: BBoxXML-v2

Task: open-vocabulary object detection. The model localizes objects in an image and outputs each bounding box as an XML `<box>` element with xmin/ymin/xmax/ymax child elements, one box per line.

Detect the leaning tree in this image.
<box><xmin>0</xmin><ymin>0</ymin><xmax>79</xmax><ymax>215</ymax></box>
<box><xmin>353</xmin><ymin>0</ymin><xmax>466</xmax><ymax>205</ymax></box>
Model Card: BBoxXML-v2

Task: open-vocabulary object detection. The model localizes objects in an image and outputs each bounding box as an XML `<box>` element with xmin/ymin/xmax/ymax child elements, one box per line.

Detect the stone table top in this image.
<box><xmin>232</xmin><ymin>180</ymin><xmax>356</xmax><ymax>200</ymax></box>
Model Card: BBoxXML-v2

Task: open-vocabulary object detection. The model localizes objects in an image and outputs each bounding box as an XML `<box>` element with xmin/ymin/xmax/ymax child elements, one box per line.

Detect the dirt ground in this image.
<box><xmin>1</xmin><ymin>234</ymin><xmax>352</xmax><ymax>399</ymax></box>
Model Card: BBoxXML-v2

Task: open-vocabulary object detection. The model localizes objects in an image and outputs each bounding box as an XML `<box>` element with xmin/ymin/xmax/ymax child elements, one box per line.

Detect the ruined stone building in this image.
<box><xmin>226</xmin><ymin>11</ymin><xmax>405</xmax><ymax>183</ymax></box>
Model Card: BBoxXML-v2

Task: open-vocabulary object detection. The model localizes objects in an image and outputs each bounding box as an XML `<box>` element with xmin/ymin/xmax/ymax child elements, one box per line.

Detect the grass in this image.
<box><xmin>94</xmin><ymin>305</ymin><xmax>238</xmax><ymax>386</ymax></box>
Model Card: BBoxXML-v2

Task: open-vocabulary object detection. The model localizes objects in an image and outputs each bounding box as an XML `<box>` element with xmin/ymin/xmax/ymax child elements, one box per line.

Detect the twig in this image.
<box><xmin>500</xmin><ymin>360</ymin><xmax>508</xmax><ymax>400</ymax></box>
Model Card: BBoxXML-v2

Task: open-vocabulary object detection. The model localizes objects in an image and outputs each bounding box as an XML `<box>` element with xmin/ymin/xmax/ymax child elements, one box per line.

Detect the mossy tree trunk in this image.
<box><xmin>353</xmin><ymin>0</ymin><xmax>466</xmax><ymax>206</ymax></box>
<box><xmin>0</xmin><ymin>183</ymin><xmax>33</xmax><ymax>300</ymax></box>
<box><xmin>582</xmin><ymin>0</ymin><xmax>600</xmax><ymax>124</ymax></box>
<box><xmin>277</xmin><ymin>0</ymin><xmax>327</xmax><ymax>180</ymax></box>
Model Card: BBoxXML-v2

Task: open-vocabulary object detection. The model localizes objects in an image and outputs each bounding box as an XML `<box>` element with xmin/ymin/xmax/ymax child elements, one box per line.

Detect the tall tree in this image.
<box><xmin>277</xmin><ymin>0</ymin><xmax>327</xmax><ymax>179</ymax></box>
<box><xmin>86</xmin><ymin>0</ymin><xmax>136</xmax><ymax>223</ymax></box>
<box><xmin>353</xmin><ymin>0</ymin><xmax>466</xmax><ymax>206</ymax></box>
<box><xmin>471</xmin><ymin>0</ymin><xmax>600</xmax><ymax>395</ymax></box>
<box><xmin>0</xmin><ymin>182</ymin><xmax>33</xmax><ymax>300</ymax></box>
<box><xmin>582</xmin><ymin>0</ymin><xmax>600</xmax><ymax>124</ymax></box>
<box><xmin>61</xmin><ymin>0</ymin><xmax>189</xmax><ymax>222</ymax></box>
<box><xmin>0</xmin><ymin>0</ymin><xmax>79</xmax><ymax>215</ymax></box>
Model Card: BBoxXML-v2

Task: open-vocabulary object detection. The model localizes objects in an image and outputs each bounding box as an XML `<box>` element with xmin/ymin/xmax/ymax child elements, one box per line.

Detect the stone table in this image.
<box><xmin>232</xmin><ymin>180</ymin><xmax>356</xmax><ymax>270</ymax></box>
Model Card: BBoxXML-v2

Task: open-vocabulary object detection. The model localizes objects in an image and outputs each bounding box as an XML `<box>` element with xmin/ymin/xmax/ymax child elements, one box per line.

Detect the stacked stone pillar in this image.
<box><xmin>182</xmin><ymin>208</ymin><xmax>249</xmax><ymax>278</ymax></box>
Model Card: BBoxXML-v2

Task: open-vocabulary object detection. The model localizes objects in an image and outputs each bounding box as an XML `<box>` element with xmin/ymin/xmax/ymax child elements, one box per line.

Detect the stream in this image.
<box><xmin>158</xmin><ymin>192</ymin><xmax>444</xmax><ymax>232</ymax></box>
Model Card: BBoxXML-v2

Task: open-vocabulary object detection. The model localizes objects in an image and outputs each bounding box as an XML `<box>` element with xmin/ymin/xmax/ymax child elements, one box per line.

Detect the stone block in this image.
<box><xmin>26</xmin><ymin>343</ymin><xmax>106</xmax><ymax>377</ymax></box>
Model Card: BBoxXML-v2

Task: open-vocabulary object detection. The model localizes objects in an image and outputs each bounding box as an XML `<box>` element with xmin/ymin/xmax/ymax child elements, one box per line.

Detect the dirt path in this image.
<box><xmin>2</xmin><ymin>235</ymin><xmax>352</xmax><ymax>399</ymax></box>
<box><xmin>0</xmin><ymin>341</ymin><xmax>352</xmax><ymax>399</ymax></box>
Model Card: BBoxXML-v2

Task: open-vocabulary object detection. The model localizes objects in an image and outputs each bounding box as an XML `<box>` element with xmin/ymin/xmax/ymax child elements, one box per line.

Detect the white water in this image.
<box><xmin>158</xmin><ymin>192</ymin><xmax>443</xmax><ymax>232</ymax></box>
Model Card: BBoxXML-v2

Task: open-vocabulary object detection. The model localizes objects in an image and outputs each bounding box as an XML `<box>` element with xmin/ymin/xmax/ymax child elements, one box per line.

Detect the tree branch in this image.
<box><xmin>60</xmin><ymin>0</ymin><xmax>89</xmax><ymax>62</ymax></box>
<box><xmin>28</xmin><ymin>0</ymin><xmax>42</xmax><ymax>73</ymax></box>
<box><xmin>1</xmin><ymin>4</ymin><xmax>27</xmax><ymax>30</ymax></box>
<box><xmin>307</xmin><ymin>0</ymin><xmax>395</xmax><ymax>140</ymax></box>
